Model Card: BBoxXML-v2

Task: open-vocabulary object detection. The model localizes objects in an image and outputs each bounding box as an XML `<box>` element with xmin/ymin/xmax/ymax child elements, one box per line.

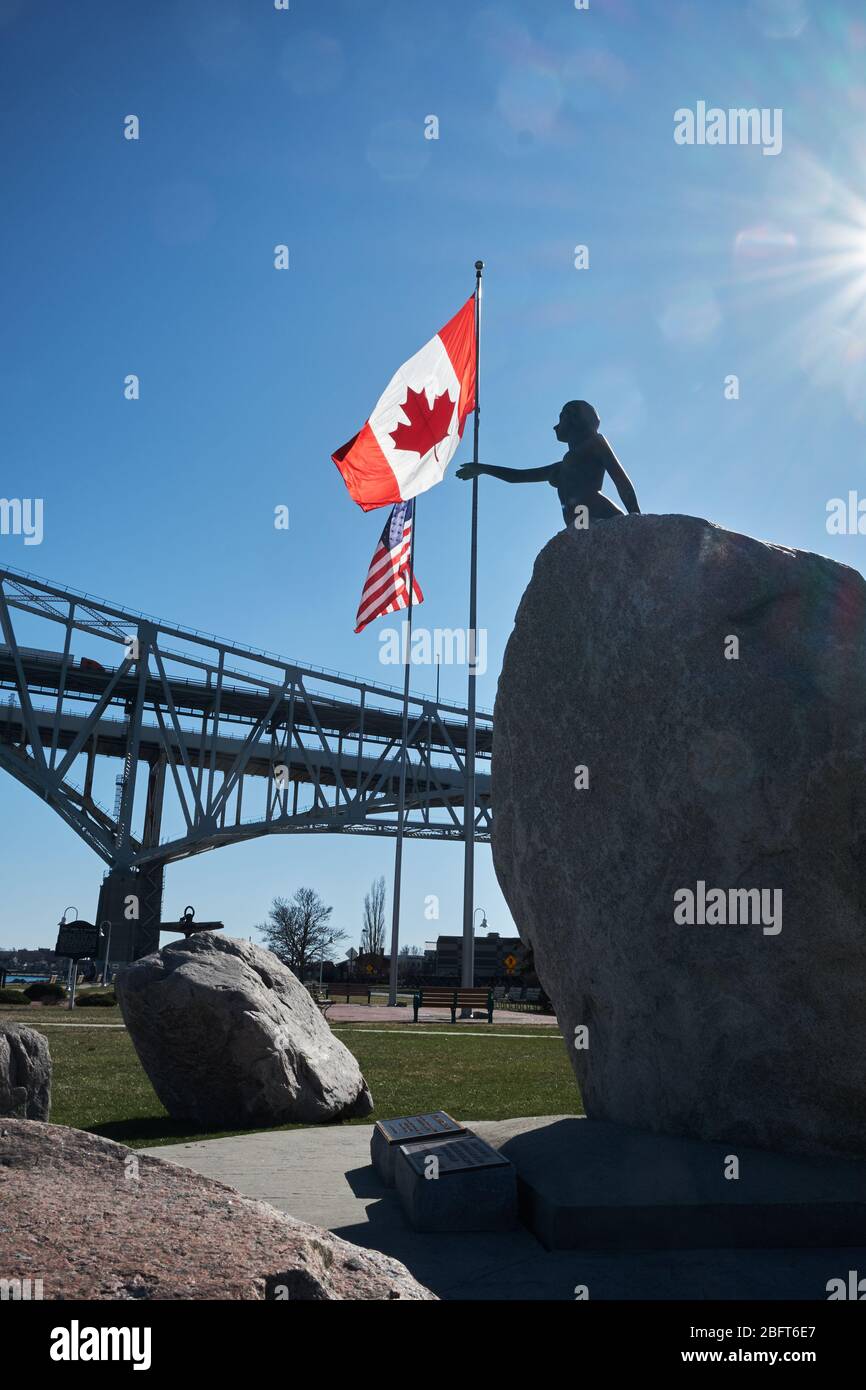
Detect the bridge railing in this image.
<box><xmin>0</xmin><ymin>563</ymin><xmax>494</xmax><ymax>718</ymax></box>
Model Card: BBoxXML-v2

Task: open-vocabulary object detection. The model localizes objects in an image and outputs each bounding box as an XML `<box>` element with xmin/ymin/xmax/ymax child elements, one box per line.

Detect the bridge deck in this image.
<box><xmin>0</xmin><ymin>566</ymin><xmax>493</xmax><ymax>869</ymax></box>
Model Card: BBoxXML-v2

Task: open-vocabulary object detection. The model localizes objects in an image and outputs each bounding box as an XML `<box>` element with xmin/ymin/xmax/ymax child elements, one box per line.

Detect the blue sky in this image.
<box><xmin>2</xmin><ymin>0</ymin><xmax>866</xmax><ymax>952</ymax></box>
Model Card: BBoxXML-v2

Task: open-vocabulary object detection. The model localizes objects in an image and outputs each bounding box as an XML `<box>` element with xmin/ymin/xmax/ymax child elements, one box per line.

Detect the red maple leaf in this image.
<box><xmin>389</xmin><ymin>385</ymin><xmax>456</xmax><ymax>458</ymax></box>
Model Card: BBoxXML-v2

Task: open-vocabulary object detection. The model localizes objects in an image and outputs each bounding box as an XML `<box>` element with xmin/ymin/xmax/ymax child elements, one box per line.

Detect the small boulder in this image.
<box><xmin>0</xmin><ymin>1024</ymin><xmax>51</xmax><ymax>1120</ymax></box>
<box><xmin>115</xmin><ymin>933</ymin><xmax>373</xmax><ymax>1127</ymax></box>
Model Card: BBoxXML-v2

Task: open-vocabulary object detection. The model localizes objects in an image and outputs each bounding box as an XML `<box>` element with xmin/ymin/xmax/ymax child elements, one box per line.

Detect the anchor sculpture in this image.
<box><xmin>167</xmin><ymin>905</ymin><xmax>225</xmax><ymax>941</ymax></box>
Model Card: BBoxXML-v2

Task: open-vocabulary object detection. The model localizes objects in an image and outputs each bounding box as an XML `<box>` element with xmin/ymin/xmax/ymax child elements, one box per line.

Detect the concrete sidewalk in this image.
<box><xmin>146</xmin><ymin>1118</ymin><xmax>864</xmax><ymax>1300</ymax></box>
<box><xmin>326</xmin><ymin>1004</ymin><xmax>558</xmax><ymax>1025</ymax></box>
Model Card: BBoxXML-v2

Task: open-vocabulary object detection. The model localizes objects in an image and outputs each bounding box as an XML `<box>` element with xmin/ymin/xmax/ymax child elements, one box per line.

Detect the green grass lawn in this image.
<box><xmin>0</xmin><ymin>1004</ymin><xmax>581</xmax><ymax>1148</ymax></box>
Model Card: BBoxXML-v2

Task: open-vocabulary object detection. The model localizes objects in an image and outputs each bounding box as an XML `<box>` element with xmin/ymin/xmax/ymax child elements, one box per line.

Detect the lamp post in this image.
<box><xmin>458</xmin><ymin>907</ymin><xmax>489</xmax><ymax>1017</ymax></box>
<box><xmin>59</xmin><ymin>906</ymin><xmax>78</xmax><ymax>1010</ymax></box>
<box><xmin>100</xmin><ymin>919</ymin><xmax>113</xmax><ymax>986</ymax></box>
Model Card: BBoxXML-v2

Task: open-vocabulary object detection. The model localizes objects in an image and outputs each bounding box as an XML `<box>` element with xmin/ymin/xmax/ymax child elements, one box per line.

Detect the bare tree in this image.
<box><xmin>257</xmin><ymin>888</ymin><xmax>346</xmax><ymax>979</ymax></box>
<box><xmin>360</xmin><ymin>875</ymin><xmax>387</xmax><ymax>957</ymax></box>
<box><xmin>398</xmin><ymin>943</ymin><xmax>424</xmax><ymax>983</ymax></box>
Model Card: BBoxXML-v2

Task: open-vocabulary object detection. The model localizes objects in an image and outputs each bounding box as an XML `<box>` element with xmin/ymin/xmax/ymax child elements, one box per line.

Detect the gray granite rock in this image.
<box><xmin>0</xmin><ymin>1024</ymin><xmax>51</xmax><ymax>1120</ymax></box>
<box><xmin>492</xmin><ymin>514</ymin><xmax>866</xmax><ymax>1158</ymax></box>
<box><xmin>115</xmin><ymin>933</ymin><xmax>373</xmax><ymax>1126</ymax></box>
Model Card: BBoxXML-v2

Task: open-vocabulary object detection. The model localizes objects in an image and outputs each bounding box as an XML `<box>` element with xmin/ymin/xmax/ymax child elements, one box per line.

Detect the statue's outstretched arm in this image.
<box><xmin>602</xmin><ymin>439</ymin><xmax>640</xmax><ymax>514</ymax></box>
<box><xmin>456</xmin><ymin>463</ymin><xmax>557</xmax><ymax>484</ymax></box>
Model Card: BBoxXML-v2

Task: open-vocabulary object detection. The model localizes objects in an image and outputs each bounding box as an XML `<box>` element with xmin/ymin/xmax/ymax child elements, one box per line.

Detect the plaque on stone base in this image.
<box><xmin>371</xmin><ymin>1111</ymin><xmax>466</xmax><ymax>1186</ymax></box>
<box><xmin>394</xmin><ymin>1133</ymin><xmax>518</xmax><ymax>1232</ymax></box>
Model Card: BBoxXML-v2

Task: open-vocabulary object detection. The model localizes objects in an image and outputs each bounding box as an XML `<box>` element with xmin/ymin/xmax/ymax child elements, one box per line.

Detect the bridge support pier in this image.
<box><xmin>95</xmin><ymin>864</ymin><xmax>165</xmax><ymax>968</ymax></box>
<box><xmin>96</xmin><ymin>749</ymin><xmax>167</xmax><ymax>969</ymax></box>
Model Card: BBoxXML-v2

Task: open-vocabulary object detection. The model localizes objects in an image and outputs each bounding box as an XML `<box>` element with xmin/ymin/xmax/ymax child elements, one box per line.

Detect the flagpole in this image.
<box><xmin>462</xmin><ymin>260</ymin><xmax>484</xmax><ymax>998</ymax></box>
<box><xmin>387</xmin><ymin>506</ymin><xmax>417</xmax><ymax>1006</ymax></box>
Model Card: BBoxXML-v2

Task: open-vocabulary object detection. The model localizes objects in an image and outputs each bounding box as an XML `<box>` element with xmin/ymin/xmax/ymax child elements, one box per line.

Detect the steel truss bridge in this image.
<box><xmin>0</xmin><ymin>566</ymin><xmax>492</xmax><ymax>961</ymax></box>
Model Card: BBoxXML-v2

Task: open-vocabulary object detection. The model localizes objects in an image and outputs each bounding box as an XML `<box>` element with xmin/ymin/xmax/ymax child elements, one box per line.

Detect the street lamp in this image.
<box><xmin>458</xmin><ymin>908</ymin><xmax>489</xmax><ymax>1017</ymax></box>
<box><xmin>59</xmin><ymin>907</ymin><xmax>78</xmax><ymax>1009</ymax></box>
<box><xmin>100</xmin><ymin>919</ymin><xmax>113</xmax><ymax>986</ymax></box>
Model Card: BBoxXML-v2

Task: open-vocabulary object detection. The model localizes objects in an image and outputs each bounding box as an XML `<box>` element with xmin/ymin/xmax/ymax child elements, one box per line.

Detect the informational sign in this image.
<box><xmin>54</xmin><ymin>921</ymin><xmax>101</xmax><ymax>960</ymax></box>
<box><xmin>401</xmin><ymin>1134</ymin><xmax>510</xmax><ymax>1177</ymax></box>
<box><xmin>376</xmin><ymin>1111</ymin><xmax>465</xmax><ymax>1146</ymax></box>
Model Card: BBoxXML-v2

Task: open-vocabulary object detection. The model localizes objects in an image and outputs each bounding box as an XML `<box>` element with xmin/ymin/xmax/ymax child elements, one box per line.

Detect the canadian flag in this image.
<box><xmin>331</xmin><ymin>294</ymin><xmax>476</xmax><ymax>511</ymax></box>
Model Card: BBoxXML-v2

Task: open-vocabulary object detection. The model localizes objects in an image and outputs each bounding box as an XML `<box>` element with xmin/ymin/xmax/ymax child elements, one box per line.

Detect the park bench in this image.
<box><xmin>306</xmin><ymin>984</ymin><xmax>333</xmax><ymax>1018</ymax></box>
<box><xmin>412</xmin><ymin>986</ymin><xmax>494</xmax><ymax>1024</ymax></box>
<box><xmin>326</xmin><ymin>983</ymin><xmax>374</xmax><ymax>1004</ymax></box>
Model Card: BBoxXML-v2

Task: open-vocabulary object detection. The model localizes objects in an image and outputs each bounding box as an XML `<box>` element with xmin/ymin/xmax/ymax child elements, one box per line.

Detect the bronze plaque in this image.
<box><xmin>400</xmin><ymin>1135</ymin><xmax>510</xmax><ymax>1176</ymax></box>
<box><xmin>376</xmin><ymin>1111</ymin><xmax>464</xmax><ymax>1146</ymax></box>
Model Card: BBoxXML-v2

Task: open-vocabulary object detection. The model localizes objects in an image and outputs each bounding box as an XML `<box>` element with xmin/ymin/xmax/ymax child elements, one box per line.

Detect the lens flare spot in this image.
<box><xmin>734</xmin><ymin>225</ymin><xmax>798</xmax><ymax>258</ymax></box>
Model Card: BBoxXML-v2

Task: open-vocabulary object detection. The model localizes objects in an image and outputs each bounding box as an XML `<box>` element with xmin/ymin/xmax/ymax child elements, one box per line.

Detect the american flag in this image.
<box><xmin>355</xmin><ymin>499</ymin><xmax>423</xmax><ymax>633</ymax></box>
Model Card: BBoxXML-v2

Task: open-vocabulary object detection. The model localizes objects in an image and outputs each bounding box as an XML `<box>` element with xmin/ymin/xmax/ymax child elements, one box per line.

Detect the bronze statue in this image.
<box><xmin>457</xmin><ymin>400</ymin><xmax>640</xmax><ymax>527</ymax></box>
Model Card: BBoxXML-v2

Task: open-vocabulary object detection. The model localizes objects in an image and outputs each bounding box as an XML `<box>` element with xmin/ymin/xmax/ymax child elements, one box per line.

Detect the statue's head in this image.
<box><xmin>555</xmin><ymin>400</ymin><xmax>600</xmax><ymax>444</ymax></box>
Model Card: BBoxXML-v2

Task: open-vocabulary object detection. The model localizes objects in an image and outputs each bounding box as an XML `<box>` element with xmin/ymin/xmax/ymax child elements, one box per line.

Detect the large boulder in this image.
<box><xmin>115</xmin><ymin>934</ymin><xmax>373</xmax><ymax>1126</ymax></box>
<box><xmin>0</xmin><ymin>1024</ymin><xmax>51</xmax><ymax>1120</ymax></box>
<box><xmin>493</xmin><ymin>514</ymin><xmax>866</xmax><ymax>1158</ymax></box>
<box><xmin>0</xmin><ymin>1118</ymin><xmax>433</xmax><ymax>1299</ymax></box>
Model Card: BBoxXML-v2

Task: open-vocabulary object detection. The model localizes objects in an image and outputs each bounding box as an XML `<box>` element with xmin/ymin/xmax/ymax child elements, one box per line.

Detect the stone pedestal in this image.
<box><xmin>500</xmin><ymin>1117</ymin><xmax>866</xmax><ymax>1251</ymax></box>
<box><xmin>394</xmin><ymin>1134</ymin><xmax>517</xmax><ymax>1232</ymax></box>
<box><xmin>371</xmin><ymin>1111</ymin><xmax>466</xmax><ymax>1186</ymax></box>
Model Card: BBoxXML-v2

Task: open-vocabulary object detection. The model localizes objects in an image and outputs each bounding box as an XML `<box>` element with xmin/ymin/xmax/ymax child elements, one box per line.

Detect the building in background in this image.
<box><xmin>330</xmin><ymin>936</ymin><xmax>534</xmax><ymax>986</ymax></box>
<box><xmin>423</xmin><ymin>932</ymin><xmax>530</xmax><ymax>984</ymax></box>
<box><xmin>333</xmin><ymin>950</ymin><xmax>389</xmax><ymax>981</ymax></box>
